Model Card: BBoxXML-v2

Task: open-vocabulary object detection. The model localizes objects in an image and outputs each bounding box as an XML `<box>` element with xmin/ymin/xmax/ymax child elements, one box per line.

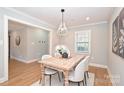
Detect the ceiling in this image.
<box><xmin>12</xmin><ymin>7</ymin><xmax>114</xmax><ymax>28</ymax></box>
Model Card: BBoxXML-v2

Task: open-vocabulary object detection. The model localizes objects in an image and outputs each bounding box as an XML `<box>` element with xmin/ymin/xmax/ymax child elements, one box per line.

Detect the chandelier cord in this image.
<box><xmin>62</xmin><ymin>11</ymin><xmax>63</xmax><ymax>28</ymax></box>
<box><xmin>61</xmin><ymin>9</ymin><xmax>64</xmax><ymax>28</ymax></box>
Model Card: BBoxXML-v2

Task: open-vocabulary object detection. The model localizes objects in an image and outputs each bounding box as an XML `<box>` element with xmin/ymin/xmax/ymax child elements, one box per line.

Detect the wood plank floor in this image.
<box><xmin>89</xmin><ymin>66</ymin><xmax>112</xmax><ymax>86</ymax></box>
<box><xmin>0</xmin><ymin>59</ymin><xmax>112</xmax><ymax>86</ymax></box>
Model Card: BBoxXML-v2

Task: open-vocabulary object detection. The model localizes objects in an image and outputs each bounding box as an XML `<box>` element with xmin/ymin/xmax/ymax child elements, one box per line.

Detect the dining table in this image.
<box><xmin>39</xmin><ymin>54</ymin><xmax>86</xmax><ymax>86</ymax></box>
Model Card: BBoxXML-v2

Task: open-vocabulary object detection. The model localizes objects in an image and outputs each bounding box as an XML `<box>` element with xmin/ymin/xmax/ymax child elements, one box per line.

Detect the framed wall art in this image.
<box><xmin>112</xmin><ymin>8</ymin><xmax>124</xmax><ymax>58</ymax></box>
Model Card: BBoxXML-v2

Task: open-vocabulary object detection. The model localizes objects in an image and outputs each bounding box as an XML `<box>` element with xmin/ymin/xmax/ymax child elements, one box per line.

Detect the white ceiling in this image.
<box><xmin>12</xmin><ymin>7</ymin><xmax>114</xmax><ymax>28</ymax></box>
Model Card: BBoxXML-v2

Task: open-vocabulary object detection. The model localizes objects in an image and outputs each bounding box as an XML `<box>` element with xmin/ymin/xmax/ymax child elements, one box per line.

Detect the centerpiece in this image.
<box><xmin>57</xmin><ymin>48</ymin><xmax>68</xmax><ymax>58</ymax></box>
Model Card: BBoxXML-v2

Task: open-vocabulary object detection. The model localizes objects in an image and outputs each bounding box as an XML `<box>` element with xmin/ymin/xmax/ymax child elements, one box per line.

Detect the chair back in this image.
<box><xmin>84</xmin><ymin>56</ymin><xmax>90</xmax><ymax>71</ymax></box>
<box><xmin>74</xmin><ymin>56</ymin><xmax>90</xmax><ymax>81</ymax></box>
<box><xmin>42</xmin><ymin>55</ymin><xmax>52</xmax><ymax>60</ymax></box>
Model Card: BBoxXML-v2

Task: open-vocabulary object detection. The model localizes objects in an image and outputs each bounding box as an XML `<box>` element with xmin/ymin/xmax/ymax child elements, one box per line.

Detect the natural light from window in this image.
<box><xmin>75</xmin><ymin>30</ymin><xmax>91</xmax><ymax>53</ymax></box>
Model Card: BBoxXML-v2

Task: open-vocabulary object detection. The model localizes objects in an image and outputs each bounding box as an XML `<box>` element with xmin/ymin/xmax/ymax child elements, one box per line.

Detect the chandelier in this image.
<box><xmin>57</xmin><ymin>9</ymin><xmax>68</xmax><ymax>37</ymax></box>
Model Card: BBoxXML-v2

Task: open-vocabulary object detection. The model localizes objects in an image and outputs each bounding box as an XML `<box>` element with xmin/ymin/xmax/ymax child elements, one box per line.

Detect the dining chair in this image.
<box><xmin>39</xmin><ymin>55</ymin><xmax>61</xmax><ymax>86</ymax></box>
<box><xmin>84</xmin><ymin>56</ymin><xmax>90</xmax><ymax>85</ymax></box>
<box><xmin>68</xmin><ymin>56</ymin><xmax>89</xmax><ymax>86</ymax></box>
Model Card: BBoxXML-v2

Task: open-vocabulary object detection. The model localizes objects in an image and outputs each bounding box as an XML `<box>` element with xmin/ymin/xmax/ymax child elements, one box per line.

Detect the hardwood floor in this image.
<box><xmin>0</xmin><ymin>59</ymin><xmax>41</xmax><ymax>86</ymax></box>
<box><xmin>89</xmin><ymin>66</ymin><xmax>112</xmax><ymax>86</ymax></box>
<box><xmin>0</xmin><ymin>59</ymin><xmax>112</xmax><ymax>86</ymax></box>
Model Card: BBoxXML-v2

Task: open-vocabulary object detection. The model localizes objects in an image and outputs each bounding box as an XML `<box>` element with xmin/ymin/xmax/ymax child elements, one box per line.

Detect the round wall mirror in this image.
<box><xmin>15</xmin><ymin>35</ymin><xmax>21</xmax><ymax>46</ymax></box>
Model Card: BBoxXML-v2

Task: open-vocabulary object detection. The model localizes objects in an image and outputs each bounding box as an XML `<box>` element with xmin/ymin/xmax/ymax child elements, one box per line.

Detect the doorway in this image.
<box><xmin>3</xmin><ymin>15</ymin><xmax>52</xmax><ymax>83</ymax></box>
<box><xmin>8</xmin><ymin>34</ymin><xmax>11</xmax><ymax>60</ymax></box>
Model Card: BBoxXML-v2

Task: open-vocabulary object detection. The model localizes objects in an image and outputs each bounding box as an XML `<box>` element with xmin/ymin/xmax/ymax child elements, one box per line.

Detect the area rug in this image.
<box><xmin>31</xmin><ymin>72</ymin><xmax>95</xmax><ymax>86</ymax></box>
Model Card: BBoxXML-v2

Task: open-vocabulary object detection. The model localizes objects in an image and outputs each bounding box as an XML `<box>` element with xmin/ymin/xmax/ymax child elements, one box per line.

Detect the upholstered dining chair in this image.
<box><xmin>84</xmin><ymin>56</ymin><xmax>90</xmax><ymax>85</ymax></box>
<box><xmin>68</xmin><ymin>56</ymin><xmax>89</xmax><ymax>86</ymax></box>
<box><xmin>39</xmin><ymin>55</ymin><xmax>61</xmax><ymax>86</ymax></box>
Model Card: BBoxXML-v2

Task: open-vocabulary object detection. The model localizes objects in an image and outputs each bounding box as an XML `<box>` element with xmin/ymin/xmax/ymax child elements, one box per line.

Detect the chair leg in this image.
<box><xmin>39</xmin><ymin>77</ymin><xmax>42</xmax><ymax>84</ymax></box>
<box><xmin>63</xmin><ymin>82</ymin><xmax>65</xmax><ymax>86</ymax></box>
<box><xmin>86</xmin><ymin>71</ymin><xmax>89</xmax><ymax>78</ymax></box>
<box><xmin>49</xmin><ymin>75</ymin><xmax>52</xmax><ymax>86</ymax></box>
<box><xmin>82</xmin><ymin>80</ymin><xmax>85</xmax><ymax>86</ymax></box>
<box><xmin>39</xmin><ymin>74</ymin><xmax>43</xmax><ymax>84</ymax></box>
<box><xmin>57</xmin><ymin>72</ymin><xmax>61</xmax><ymax>82</ymax></box>
<box><xmin>78</xmin><ymin>82</ymin><xmax>80</xmax><ymax>86</ymax></box>
<box><xmin>62</xmin><ymin>72</ymin><xmax>64</xmax><ymax>78</ymax></box>
<box><xmin>84</xmin><ymin>72</ymin><xmax>87</xmax><ymax>86</ymax></box>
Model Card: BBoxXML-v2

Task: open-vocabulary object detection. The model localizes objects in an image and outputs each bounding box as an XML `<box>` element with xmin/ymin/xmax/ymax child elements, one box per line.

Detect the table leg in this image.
<box><xmin>63</xmin><ymin>70</ymin><xmax>69</xmax><ymax>86</ymax></box>
<box><xmin>41</xmin><ymin>64</ymin><xmax>45</xmax><ymax>85</ymax></box>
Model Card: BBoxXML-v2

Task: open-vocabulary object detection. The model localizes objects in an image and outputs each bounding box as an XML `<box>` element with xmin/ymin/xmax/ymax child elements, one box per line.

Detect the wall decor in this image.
<box><xmin>112</xmin><ymin>16</ymin><xmax>119</xmax><ymax>54</ymax></box>
<box><xmin>15</xmin><ymin>35</ymin><xmax>21</xmax><ymax>46</ymax></box>
<box><xmin>118</xmin><ymin>8</ymin><xmax>124</xmax><ymax>57</ymax></box>
<box><xmin>112</xmin><ymin>8</ymin><xmax>124</xmax><ymax>58</ymax></box>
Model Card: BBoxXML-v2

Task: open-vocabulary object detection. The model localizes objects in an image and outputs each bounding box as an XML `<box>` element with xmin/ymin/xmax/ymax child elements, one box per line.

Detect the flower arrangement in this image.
<box><xmin>57</xmin><ymin>48</ymin><xmax>64</xmax><ymax>55</ymax></box>
<box><xmin>57</xmin><ymin>48</ymin><xmax>68</xmax><ymax>58</ymax></box>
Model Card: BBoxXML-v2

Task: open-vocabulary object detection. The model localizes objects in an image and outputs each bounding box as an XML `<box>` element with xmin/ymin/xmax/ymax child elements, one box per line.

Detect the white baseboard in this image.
<box><xmin>0</xmin><ymin>77</ymin><xmax>8</xmax><ymax>83</ymax></box>
<box><xmin>106</xmin><ymin>67</ymin><xmax>116</xmax><ymax>86</ymax></box>
<box><xmin>89</xmin><ymin>63</ymin><xmax>107</xmax><ymax>68</ymax></box>
<box><xmin>11</xmin><ymin>56</ymin><xmax>27</xmax><ymax>63</ymax></box>
<box><xmin>11</xmin><ymin>56</ymin><xmax>39</xmax><ymax>63</ymax></box>
<box><xmin>26</xmin><ymin>59</ymin><xmax>39</xmax><ymax>63</ymax></box>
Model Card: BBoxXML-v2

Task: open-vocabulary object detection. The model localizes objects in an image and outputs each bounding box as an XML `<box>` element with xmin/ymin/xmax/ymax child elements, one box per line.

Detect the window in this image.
<box><xmin>75</xmin><ymin>30</ymin><xmax>91</xmax><ymax>53</ymax></box>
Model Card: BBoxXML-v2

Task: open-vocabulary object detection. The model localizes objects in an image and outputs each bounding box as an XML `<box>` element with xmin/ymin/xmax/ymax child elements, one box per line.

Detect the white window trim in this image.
<box><xmin>75</xmin><ymin>30</ymin><xmax>91</xmax><ymax>54</ymax></box>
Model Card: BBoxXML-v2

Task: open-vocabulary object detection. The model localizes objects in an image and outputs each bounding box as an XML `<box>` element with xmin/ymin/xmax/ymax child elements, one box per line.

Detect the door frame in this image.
<box><xmin>3</xmin><ymin>15</ymin><xmax>53</xmax><ymax>82</ymax></box>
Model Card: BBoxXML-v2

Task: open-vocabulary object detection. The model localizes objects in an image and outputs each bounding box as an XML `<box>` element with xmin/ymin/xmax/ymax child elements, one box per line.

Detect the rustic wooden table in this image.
<box><xmin>39</xmin><ymin>54</ymin><xmax>85</xmax><ymax>86</ymax></box>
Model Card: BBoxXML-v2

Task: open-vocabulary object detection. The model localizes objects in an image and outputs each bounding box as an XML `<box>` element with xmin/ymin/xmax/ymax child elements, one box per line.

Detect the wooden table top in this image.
<box><xmin>39</xmin><ymin>54</ymin><xmax>85</xmax><ymax>71</ymax></box>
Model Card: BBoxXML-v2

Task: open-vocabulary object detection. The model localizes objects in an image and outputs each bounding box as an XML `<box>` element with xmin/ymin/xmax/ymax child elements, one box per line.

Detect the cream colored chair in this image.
<box><xmin>68</xmin><ymin>56</ymin><xmax>89</xmax><ymax>86</ymax></box>
<box><xmin>84</xmin><ymin>56</ymin><xmax>90</xmax><ymax>85</ymax></box>
<box><xmin>39</xmin><ymin>55</ymin><xmax>61</xmax><ymax>86</ymax></box>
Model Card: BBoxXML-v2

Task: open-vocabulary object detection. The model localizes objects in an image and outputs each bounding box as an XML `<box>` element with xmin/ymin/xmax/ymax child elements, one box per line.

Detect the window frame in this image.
<box><xmin>75</xmin><ymin>30</ymin><xmax>91</xmax><ymax>54</ymax></box>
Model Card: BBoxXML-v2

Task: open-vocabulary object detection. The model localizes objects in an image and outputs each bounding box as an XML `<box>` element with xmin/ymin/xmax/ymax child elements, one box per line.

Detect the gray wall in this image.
<box><xmin>10</xmin><ymin>26</ymin><xmax>49</xmax><ymax>62</ymax></box>
<box><xmin>10</xmin><ymin>28</ymin><xmax>28</xmax><ymax>61</ymax></box>
<box><xmin>0</xmin><ymin>8</ymin><xmax>53</xmax><ymax>80</ymax></box>
<box><xmin>108</xmin><ymin>7</ymin><xmax>124</xmax><ymax>85</ymax></box>
<box><xmin>52</xmin><ymin>23</ymin><xmax>109</xmax><ymax>66</ymax></box>
<box><xmin>27</xmin><ymin>27</ymin><xmax>49</xmax><ymax>61</ymax></box>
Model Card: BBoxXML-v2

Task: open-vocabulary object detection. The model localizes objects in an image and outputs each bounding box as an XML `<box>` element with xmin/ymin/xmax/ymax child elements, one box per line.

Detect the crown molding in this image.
<box><xmin>3</xmin><ymin>8</ymin><xmax>109</xmax><ymax>31</ymax></box>
<box><xmin>68</xmin><ymin>21</ymin><xmax>108</xmax><ymax>29</ymax></box>
<box><xmin>3</xmin><ymin>7</ymin><xmax>56</xmax><ymax>30</ymax></box>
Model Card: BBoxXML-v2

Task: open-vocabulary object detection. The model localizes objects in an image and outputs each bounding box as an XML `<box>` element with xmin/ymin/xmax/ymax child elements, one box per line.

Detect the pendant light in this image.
<box><xmin>57</xmin><ymin>9</ymin><xmax>68</xmax><ymax>37</ymax></box>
